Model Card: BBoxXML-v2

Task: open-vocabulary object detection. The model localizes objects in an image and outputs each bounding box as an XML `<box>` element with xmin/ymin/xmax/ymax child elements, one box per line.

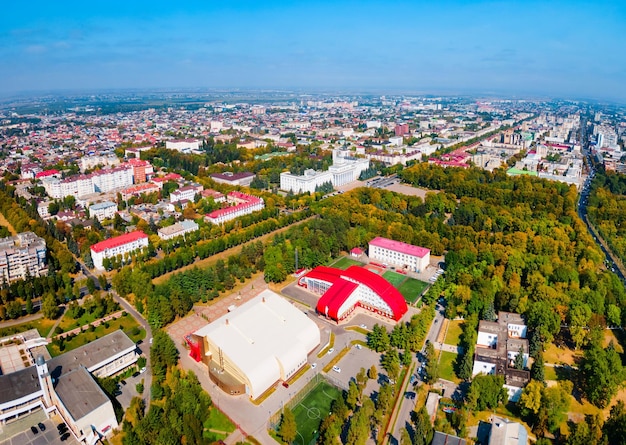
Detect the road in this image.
<box><xmin>390</xmin><ymin>302</ymin><xmax>446</xmax><ymax>442</ymax></box>
<box><xmin>78</xmin><ymin>261</ymin><xmax>153</xmax><ymax>406</ymax></box>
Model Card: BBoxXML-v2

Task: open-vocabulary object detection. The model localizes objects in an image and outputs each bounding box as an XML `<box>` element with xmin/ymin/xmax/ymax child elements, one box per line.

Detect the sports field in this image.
<box><xmin>292</xmin><ymin>381</ymin><xmax>341</xmax><ymax>445</ymax></box>
<box><xmin>382</xmin><ymin>270</ymin><xmax>407</xmax><ymax>287</ymax></box>
<box><xmin>398</xmin><ymin>278</ymin><xmax>429</xmax><ymax>303</ymax></box>
<box><xmin>331</xmin><ymin>256</ymin><xmax>363</xmax><ymax>270</ymax></box>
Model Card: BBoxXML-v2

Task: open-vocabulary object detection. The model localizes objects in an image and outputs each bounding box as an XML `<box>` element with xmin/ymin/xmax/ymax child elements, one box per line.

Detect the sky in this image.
<box><xmin>1</xmin><ymin>0</ymin><xmax>625</xmax><ymax>101</ymax></box>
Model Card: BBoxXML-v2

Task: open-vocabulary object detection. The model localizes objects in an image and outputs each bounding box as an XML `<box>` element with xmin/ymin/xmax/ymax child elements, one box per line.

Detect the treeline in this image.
<box><xmin>587</xmin><ymin>171</ymin><xmax>626</xmax><ymax>266</ymax></box>
<box><xmin>122</xmin><ymin>330</ymin><xmax>216</xmax><ymax>445</ymax></box>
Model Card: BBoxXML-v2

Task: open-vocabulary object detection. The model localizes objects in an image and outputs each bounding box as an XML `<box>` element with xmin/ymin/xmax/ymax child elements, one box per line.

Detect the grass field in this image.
<box><xmin>438</xmin><ymin>351</ymin><xmax>461</xmax><ymax>384</ymax></box>
<box><xmin>444</xmin><ymin>320</ymin><xmax>465</xmax><ymax>346</ymax></box>
<box><xmin>330</xmin><ymin>257</ymin><xmax>363</xmax><ymax>270</ymax></box>
<box><xmin>0</xmin><ymin>317</ymin><xmax>57</xmax><ymax>338</ymax></box>
<box><xmin>382</xmin><ymin>270</ymin><xmax>407</xmax><ymax>287</ymax></box>
<box><xmin>397</xmin><ymin>278</ymin><xmax>429</xmax><ymax>303</ymax></box>
<box><xmin>544</xmin><ymin>366</ymin><xmax>558</xmax><ymax>381</ymax></box>
<box><xmin>48</xmin><ymin>314</ymin><xmax>144</xmax><ymax>357</ymax></box>
<box><xmin>292</xmin><ymin>381</ymin><xmax>341</xmax><ymax>445</ymax></box>
<box><xmin>204</xmin><ymin>408</ymin><xmax>235</xmax><ymax>433</ymax></box>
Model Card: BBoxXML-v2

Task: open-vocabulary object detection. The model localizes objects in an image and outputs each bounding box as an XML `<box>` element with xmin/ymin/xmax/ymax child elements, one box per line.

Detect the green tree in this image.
<box><xmin>278</xmin><ymin>408</ymin><xmax>297</xmax><ymax>444</ymax></box>
<box><xmin>368</xmin><ymin>365</ymin><xmax>378</xmax><ymax>380</ymax></box>
<box><xmin>41</xmin><ymin>293</ymin><xmax>58</xmax><ymax>319</ymax></box>
<box><xmin>367</xmin><ymin>324</ymin><xmax>390</xmax><ymax>352</ymax></box>
<box><xmin>381</xmin><ymin>349</ymin><xmax>400</xmax><ymax>380</ymax></box>
<box><xmin>607</xmin><ymin>304</ymin><xmax>621</xmax><ymax>327</ymax></box>
<box><xmin>603</xmin><ymin>400</ymin><xmax>626</xmax><ymax>445</ymax></box>
<box><xmin>531</xmin><ymin>351</ymin><xmax>545</xmax><ymax>383</ymax></box>
<box><xmin>580</xmin><ymin>343</ymin><xmax>624</xmax><ymax>408</ymax></box>
<box><xmin>519</xmin><ymin>379</ymin><xmax>543</xmax><ymax>416</ymax></box>
<box><xmin>514</xmin><ymin>346</ymin><xmax>525</xmax><ymax>370</ymax></box>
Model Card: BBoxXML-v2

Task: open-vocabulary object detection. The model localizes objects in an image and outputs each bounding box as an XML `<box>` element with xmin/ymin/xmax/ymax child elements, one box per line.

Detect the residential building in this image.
<box><xmin>472</xmin><ymin>312</ymin><xmax>530</xmax><ymax>402</ymax></box>
<box><xmin>80</xmin><ymin>154</ymin><xmax>120</xmax><ymax>172</ymax></box>
<box><xmin>165</xmin><ymin>139</ymin><xmax>201</xmax><ymax>153</ymax></box>
<box><xmin>120</xmin><ymin>183</ymin><xmax>161</xmax><ymax>201</ymax></box>
<box><xmin>125</xmin><ymin>158</ymin><xmax>153</xmax><ymax>183</ymax></box>
<box><xmin>0</xmin><ymin>232</ymin><xmax>47</xmax><ymax>282</ymax></box>
<box><xmin>157</xmin><ymin>220</ymin><xmax>199</xmax><ymax>240</ymax></box>
<box><xmin>368</xmin><ymin>236</ymin><xmax>430</xmax><ymax>272</ymax></box>
<box><xmin>488</xmin><ymin>416</ymin><xmax>529</xmax><ymax>445</ymax></box>
<box><xmin>170</xmin><ymin>183</ymin><xmax>203</xmax><ymax>203</ymax></box>
<box><xmin>88</xmin><ymin>201</ymin><xmax>117</xmax><ymax>222</ymax></box>
<box><xmin>90</xmin><ymin>231</ymin><xmax>149</xmax><ymax>270</ymax></box>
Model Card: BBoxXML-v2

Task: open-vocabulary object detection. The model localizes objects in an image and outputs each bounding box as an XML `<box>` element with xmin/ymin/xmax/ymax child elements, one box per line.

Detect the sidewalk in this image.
<box><xmin>53</xmin><ymin>310</ymin><xmax>125</xmax><ymax>339</ymax></box>
<box><xmin>0</xmin><ymin>313</ymin><xmax>42</xmax><ymax>330</ymax></box>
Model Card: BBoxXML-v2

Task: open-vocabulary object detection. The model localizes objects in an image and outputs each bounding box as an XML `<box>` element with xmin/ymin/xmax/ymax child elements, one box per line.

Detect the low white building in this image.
<box><xmin>166</xmin><ymin>139</ymin><xmax>201</xmax><ymax>153</ymax></box>
<box><xmin>192</xmin><ymin>290</ymin><xmax>320</xmax><ymax>399</ymax></box>
<box><xmin>280</xmin><ymin>169</ymin><xmax>333</xmax><ymax>194</ymax></box>
<box><xmin>368</xmin><ymin>236</ymin><xmax>430</xmax><ymax>272</ymax></box>
<box><xmin>158</xmin><ymin>220</ymin><xmax>199</xmax><ymax>240</ymax></box>
<box><xmin>90</xmin><ymin>231</ymin><xmax>149</xmax><ymax>270</ymax></box>
<box><xmin>170</xmin><ymin>184</ymin><xmax>203</xmax><ymax>203</ymax></box>
<box><xmin>88</xmin><ymin>201</ymin><xmax>117</xmax><ymax>222</ymax></box>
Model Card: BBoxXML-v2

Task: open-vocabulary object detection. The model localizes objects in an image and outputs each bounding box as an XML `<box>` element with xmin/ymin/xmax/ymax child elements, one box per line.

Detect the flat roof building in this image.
<box><xmin>90</xmin><ymin>231</ymin><xmax>149</xmax><ymax>270</ymax></box>
<box><xmin>0</xmin><ymin>231</ymin><xmax>47</xmax><ymax>283</ymax></box>
<box><xmin>369</xmin><ymin>236</ymin><xmax>430</xmax><ymax>272</ymax></box>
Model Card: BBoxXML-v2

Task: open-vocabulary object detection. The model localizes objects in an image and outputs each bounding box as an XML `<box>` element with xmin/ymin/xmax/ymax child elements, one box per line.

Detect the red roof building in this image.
<box><xmin>299</xmin><ymin>265</ymin><xmax>408</xmax><ymax>323</ymax></box>
<box><xmin>90</xmin><ymin>231</ymin><xmax>149</xmax><ymax>270</ymax></box>
<box><xmin>369</xmin><ymin>237</ymin><xmax>431</xmax><ymax>272</ymax></box>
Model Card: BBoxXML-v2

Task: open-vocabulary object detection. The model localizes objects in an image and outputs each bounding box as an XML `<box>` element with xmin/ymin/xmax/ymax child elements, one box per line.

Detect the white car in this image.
<box><xmin>327</xmin><ymin>348</ymin><xmax>334</xmax><ymax>355</ymax></box>
<box><xmin>355</xmin><ymin>344</ymin><xmax>362</xmax><ymax>349</ymax></box>
<box><xmin>311</xmin><ymin>363</ymin><xmax>317</xmax><ymax>369</ymax></box>
<box><xmin>139</xmin><ymin>367</ymin><xmax>147</xmax><ymax>374</ymax></box>
<box><xmin>360</xmin><ymin>324</ymin><xmax>367</xmax><ymax>329</ymax></box>
<box><xmin>332</xmin><ymin>366</ymin><xmax>341</xmax><ymax>373</ymax></box>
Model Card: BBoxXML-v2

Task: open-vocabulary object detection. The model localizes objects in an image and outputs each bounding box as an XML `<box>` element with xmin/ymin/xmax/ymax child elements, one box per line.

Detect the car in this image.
<box><xmin>327</xmin><ymin>348</ymin><xmax>334</xmax><ymax>355</ymax></box>
<box><xmin>355</xmin><ymin>344</ymin><xmax>362</xmax><ymax>349</ymax></box>
<box><xmin>332</xmin><ymin>366</ymin><xmax>341</xmax><ymax>373</ymax></box>
<box><xmin>120</xmin><ymin>379</ymin><xmax>127</xmax><ymax>386</ymax></box>
<box><xmin>132</xmin><ymin>372</ymin><xmax>140</xmax><ymax>378</ymax></box>
<box><xmin>360</xmin><ymin>324</ymin><xmax>367</xmax><ymax>329</ymax></box>
<box><xmin>31</xmin><ymin>426</ymin><xmax>38</xmax><ymax>435</ymax></box>
<box><xmin>139</xmin><ymin>367</ymin><xmax>147</xmax><ymax>374</ymax></box>
<box><xmin>282</xmin><ymin>381</ymin><xmax>289</xmax><ymax>388</ymax></box>
<box><xmin>60</xmin><ymin>432</ymin><xmax>71</xmax><ymax>441</ymax></box>
<box><xmin>57</xmin><ymin>423</ymin><xmax>67</xmax><ymax>432</ymax></box>
<box><xmin>311</xmin><ymin>363</ymin><xmax>317</xmax><ymax>369</ymax></box>
<box><xmin>149</xmin><ymin>337</ymin><xmax>153</xmax><ymax>344</ymax></box>
<box><xmin>38</xmin><ymin>422</ymin><xmax>46</xmax><ymax>431</ymax></box>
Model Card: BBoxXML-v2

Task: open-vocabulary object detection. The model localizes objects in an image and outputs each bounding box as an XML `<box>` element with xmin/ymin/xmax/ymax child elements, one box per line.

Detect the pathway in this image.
<box><xmin>0</xmin><ymin>313</ymin><xmax>42</xmax><ymax>330</ymax></box>
<box><xmin>52</xmin><ymin>310</ymin><xmax>125</xmax><ymax>339</ymax></box>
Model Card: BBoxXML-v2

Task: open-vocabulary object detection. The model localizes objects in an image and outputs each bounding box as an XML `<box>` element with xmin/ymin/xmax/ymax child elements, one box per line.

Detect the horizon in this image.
<box><xmin>1</xmin><ymin>0</ymin><xmax>625</xmax><ymax>103</ymax></box>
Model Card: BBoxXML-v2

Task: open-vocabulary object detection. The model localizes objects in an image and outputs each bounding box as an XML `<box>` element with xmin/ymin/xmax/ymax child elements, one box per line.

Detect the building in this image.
<box><xmin>191</xmin><ymin>290</ymin><xmax>320</xmax><ymax>399</ymax></box>
<box><xmin>125</xmin><ymin>158</ymin><xmax>154</xmax><ymax>183</ymax></box>
<box><xmin>0</xmin><ymin>330</ymin><xmax>138</xmax><ymax>443</ymax></box>
<box><xmin>90</xmin><ymin>231</ymin><xmax>149</xmax><ymax>270</ymax></box>
<box><xmin>395</xmin><ymin>123</ymin><xmax>409</xmax><ymax>136</ymax></box>
<box><xmin>210</xmin><ymin>171</ymin><xmax>255</xmax><ymax>187</ymax></box>
<box><xmin>299</xmin><ymin>265</ymin><xmax>408</xmax><ymax>323</ymax></box>
<box><xmin>80</xmin><ymin>155</ymin><xmax>120</xmax><ymax>173</ymax></box>
<box><xmin>279</xmin><ymin>148</ymin><xmax>369</xmax><ymax>194</ymax></box>
<box><xmin>432</xmin><ymin>432</ymin><xmax>467</xmax><ymax>445</ymax></box>
<box><xmin>488</xmin><ymin>416</ymin><xmax>529</xmax><ymax>445</ymax></box>
<box><xmin>280</xmin><ymin>169</ymin><xmax>333</xmax><ymax>194</ymax></box>
<box><xmin>0</xmin><ymin>232</ymin><xmax>47</xmax><ymax>282</ymax></box>
<box><xmin>472</xmin><ymin>312</ymin><xmax>530</xmax><ymax>402</ymax></box>
<box><xmin>205</xmin><ymin>192</ymin><xmax>265</xmax><ymax>225</ymax></box>
<box><xmin>170</xmin><ymin>183</ymin><xmax>203</xmax><ymax>204</ymax></box>
<box><xmin>368</xmin><ymin>237</ymin><xmax>430</xmax><ymax>272</ymax></box>
<box><xmin>165</xmin><ymin>139</ymin><xmax>201</xmax><ymax>153</ymax></box>
<box><xmin>120</xmin><ymin>182</ymin><xmax>161</xmax><ymax>201</ymax></box>
<box><xmin>41</xmin><ymin>165</ymin><xmax>134</xmax><ymax>200</ymax></box>
<box><xmin>88</xmin><ymin>201</ymin><xmax>117</xmax><ymax>222</ymax></box>
<box><xmin>157</xmin><ymin>220</ymin><xmax>199</xmax><ymax>240</ymax></box>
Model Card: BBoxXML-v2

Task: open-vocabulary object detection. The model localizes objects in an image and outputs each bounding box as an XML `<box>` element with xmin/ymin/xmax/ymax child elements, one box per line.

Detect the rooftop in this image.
<box><xmin>369</xmin><ymin>236</ymin><xmax>430</xmax><ymax>258</ymax></box>
<box><xmin>90</xmin><ymin>231</ymin><xmax>147</xmax><ymax>253</ymax></box>
<box><xmin>54</xmin><ymin>366</ymin><xmax>109</xmax><ymax>421</ymax></box>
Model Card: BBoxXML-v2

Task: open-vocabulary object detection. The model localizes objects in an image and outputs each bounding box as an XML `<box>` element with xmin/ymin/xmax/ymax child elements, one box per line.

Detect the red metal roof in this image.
<box><xmin>306</xmin><ymin>265</ymin><xmax>408</xmax><ymax>321</ymax></box>
<box><xmin>90</xmin><ymin>231</ymin><xmax>148</xmax><ymax>253</ymax></box>
<box><xmin>369</xmin><ymin>237</ymin><xmax>430</xmax><ymax>258</ymax></box>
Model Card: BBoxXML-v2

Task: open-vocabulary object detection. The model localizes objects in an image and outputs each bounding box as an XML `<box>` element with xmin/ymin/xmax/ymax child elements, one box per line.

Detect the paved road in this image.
<box><xmin>79</xmin><ymin>261</ymin><xmax>153</xmax><ymax>406</ymax></box>
<box><xmin>390</xmin><ymin>303</ymin><xmax>446</xmax><ymax>442</ymax></box>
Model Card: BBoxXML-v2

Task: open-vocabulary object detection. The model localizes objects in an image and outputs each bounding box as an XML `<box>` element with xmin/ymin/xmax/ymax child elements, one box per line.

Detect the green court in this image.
<box><xmin>382</xmin><ymin>270</ymin><xmax>407</xmax><ymax>287</ymax></box>
<box><xmin>398</xmin><ymin>278</ymin><xmax>429</xmax><ymax>303</ymax></box>
<box><xmin>292</xmin><ymin>381</ymin><xmax>342</xmax><ymax>445</ymax></box>
<box><xmin>330</xmin><ymin>256</ymin><xmax>363</xmax><ymax>270</ymax></box>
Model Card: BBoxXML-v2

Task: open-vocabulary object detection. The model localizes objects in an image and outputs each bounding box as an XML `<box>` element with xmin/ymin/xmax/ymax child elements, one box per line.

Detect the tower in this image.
<box><xmin>35</xmin><ymin>355</ymin><xmax>53</xmax><ymax>407</ymax></box>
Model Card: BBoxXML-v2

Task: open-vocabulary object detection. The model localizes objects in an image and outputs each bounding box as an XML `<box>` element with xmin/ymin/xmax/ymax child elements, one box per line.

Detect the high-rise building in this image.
<box><xmin>0</xmin><ymin>232</ymin><xmax>47</xmax><ymax>282</ymax></box>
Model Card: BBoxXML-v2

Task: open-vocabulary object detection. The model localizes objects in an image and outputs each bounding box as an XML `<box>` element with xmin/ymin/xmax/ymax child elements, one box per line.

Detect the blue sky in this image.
<box><xmin>1</xmin><ymin>1</ymin><xmax>625</xmax><ymax>100</ymax></box>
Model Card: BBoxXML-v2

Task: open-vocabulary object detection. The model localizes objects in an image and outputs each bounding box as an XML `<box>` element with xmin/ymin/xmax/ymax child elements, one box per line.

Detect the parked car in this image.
<box><xmin>38</xmin><ymin>422</ymin><xmax>46</xmax><ymax>431</ymax></box>
<box><xmin>327</xmin><ymin>348</ymin><xmax>334</xmax><ymax>355</ymax></box>
<box><xmin>332</xmin><ymin>366</ymin><xmax>341</xmax><ymax>373</ymax></box>
<box><xmin>30</xmin><ymin>426</ymin><xmax>38</xmax><ymax>435</ymax></box>
<box><xmin>310</xmin><ymin>363</ymin><xmax>317</xmax><ymax>369</ymax></box>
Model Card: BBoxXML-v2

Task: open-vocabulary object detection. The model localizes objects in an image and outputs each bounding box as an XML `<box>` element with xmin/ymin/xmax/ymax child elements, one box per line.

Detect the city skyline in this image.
<box><xmin>1</xmin><ymin>0</ymin><xmax>625</xmax><ymax>101</ymax></box>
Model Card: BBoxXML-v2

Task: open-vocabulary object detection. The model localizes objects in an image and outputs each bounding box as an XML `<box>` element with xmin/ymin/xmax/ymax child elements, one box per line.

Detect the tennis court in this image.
<box><xmin>291</xmin><ymin>381</ymin><xmax>342</xmax><ymax>445</ymax></box>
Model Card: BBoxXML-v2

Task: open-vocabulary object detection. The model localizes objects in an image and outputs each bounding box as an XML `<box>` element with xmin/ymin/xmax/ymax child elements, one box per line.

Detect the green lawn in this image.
<box><xmin>292</xmin><ymin>381</ymin><xmax>342</xmax><ymax>445</ymax></box>
<box><xmin>382</xmin><ymin>270</ymin><xmax>407</xmax><ymax>287</ymax></box>
<box><xmin>438</xmin><ymin>351</ymin><xmax>461</xmax><ymax>384</ymax></box>
<box><xmin>444</xmin><ymin>320</ymin><xmax>465</xmax><ymax>346</ymax></box>
<box><xmin>398</xmin><ymin>278</ymin><xmax>430</xmax><ymax>303</ymax></box>
<box><xmin>544</xmin><ymin>366</ymin><xmax>558</xmax><ymax>381</ymax></box>
<box><xmin>204</xmin><ymin>407</ymin><xmax>235</xmax><ymax>433</ymax></box>
<box><xmin>0</xmin><ymin>317</ymin><xmax>57</xmax><ymax>338</ymax></box>
<box><xmin>330</xmin><ymin>257</ymin><xmax>362</xmax><ymax>270</ymax></box>
<box><xmin>48</xmin><ymin>314</ymin><xmax>144</xmax><ymax>357</ymax></box>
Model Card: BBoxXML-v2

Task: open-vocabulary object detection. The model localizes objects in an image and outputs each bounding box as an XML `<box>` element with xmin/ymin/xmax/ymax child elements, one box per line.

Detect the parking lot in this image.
<box><xmin>0</xmin><ymin>412</ymin><xmax>80</xmax><ymax>445</ymax></box>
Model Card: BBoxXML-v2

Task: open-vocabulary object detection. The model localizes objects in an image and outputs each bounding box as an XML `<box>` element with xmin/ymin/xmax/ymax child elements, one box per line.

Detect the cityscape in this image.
<box><xmin>1</xmin><ymin>2</ymin><xmax>626</xmax><ymax>445</ymax></box>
